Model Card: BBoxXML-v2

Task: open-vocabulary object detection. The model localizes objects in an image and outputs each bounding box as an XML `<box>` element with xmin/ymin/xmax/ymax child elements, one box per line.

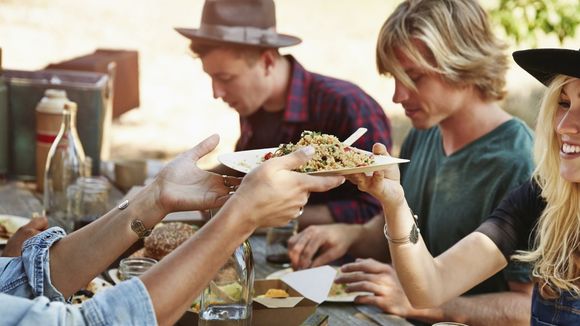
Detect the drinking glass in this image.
<box><xmin>119</xmin><ymin>257</ymin><xmax>158</xmax><ymax>281</ymax></box>
<box><xmin>266</xmin><ymin>219</ymin><xmax>299</xmax><ymax>266</ymax></box>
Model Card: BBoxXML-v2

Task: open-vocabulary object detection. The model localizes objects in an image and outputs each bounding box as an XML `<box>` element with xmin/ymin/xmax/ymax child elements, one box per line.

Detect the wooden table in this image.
<box><xmin>0</xmin><ymin>181</ymin><xmax>411</xmax><ymax>326</ymax></box>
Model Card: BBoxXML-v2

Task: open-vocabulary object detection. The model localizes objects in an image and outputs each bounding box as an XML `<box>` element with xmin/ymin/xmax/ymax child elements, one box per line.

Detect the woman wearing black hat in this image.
<box><xmin>346</xmin><ymin>47</ymin><xmax>580</xmax><ymax>325</ymax></box>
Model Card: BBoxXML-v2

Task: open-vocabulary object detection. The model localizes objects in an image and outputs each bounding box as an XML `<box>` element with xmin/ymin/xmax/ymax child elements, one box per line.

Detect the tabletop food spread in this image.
<box><xmin>0</xmin><ymin>171</ymin><xmax>412</xmax><ymax>326</ymax></box>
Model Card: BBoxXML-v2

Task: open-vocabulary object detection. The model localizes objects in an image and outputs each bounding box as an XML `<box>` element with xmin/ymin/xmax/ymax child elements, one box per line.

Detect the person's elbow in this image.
<box><xmin>404</xmin><ymin>283</ymin><xmax>445</xmax><ymax>309</ymax></box>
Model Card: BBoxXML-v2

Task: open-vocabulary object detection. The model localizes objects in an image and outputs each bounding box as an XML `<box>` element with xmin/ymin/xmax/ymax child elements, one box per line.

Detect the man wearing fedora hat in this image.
<box><xmin>176</xmin><ymin>0</ymin><xmax>393</xmax><ymax>228</ymax></box>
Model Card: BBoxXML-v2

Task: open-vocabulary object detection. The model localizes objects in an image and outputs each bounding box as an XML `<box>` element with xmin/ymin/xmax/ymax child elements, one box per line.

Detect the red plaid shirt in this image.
<box><xmin>236</xmin><ymin>56</ymin><xmax>392</xmax><ymax>224</ymax></box>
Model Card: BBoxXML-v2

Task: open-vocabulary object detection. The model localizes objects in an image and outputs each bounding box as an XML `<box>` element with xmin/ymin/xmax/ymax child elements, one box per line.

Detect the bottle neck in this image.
<box><xmin>60</xmin><ymin>107</ymin><xmax>77</xmax><ymax>134</ymax></box>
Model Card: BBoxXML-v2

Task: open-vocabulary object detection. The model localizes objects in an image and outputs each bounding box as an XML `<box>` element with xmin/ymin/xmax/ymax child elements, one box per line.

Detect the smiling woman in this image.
<box><xmin>344</xmin><ymin>46</ymin><xmax>580</xmax><ymax>326</ymax></box>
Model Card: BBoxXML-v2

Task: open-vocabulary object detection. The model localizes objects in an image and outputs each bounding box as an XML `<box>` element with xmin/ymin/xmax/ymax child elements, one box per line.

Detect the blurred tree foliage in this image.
<box><xmin>489</xmin><ymin>0</ymin><xmax>580</xmax><ymax>45</ymax></box>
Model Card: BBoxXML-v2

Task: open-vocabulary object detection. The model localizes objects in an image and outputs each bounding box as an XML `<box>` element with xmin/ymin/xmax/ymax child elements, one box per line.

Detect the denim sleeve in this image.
<box><xmin>1</xmin><ymin>227</ymin><xmax>67</xmax><ymax>301</ymax></box>
<box><xmin>0</xmin><ymin>278</ymin><xmax>157</xmax><ymax>325</ymax></box>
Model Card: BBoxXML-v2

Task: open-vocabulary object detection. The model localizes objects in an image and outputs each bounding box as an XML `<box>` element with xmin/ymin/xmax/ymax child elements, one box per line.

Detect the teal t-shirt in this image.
<box><xmin>399</xmin><ymin>118</ymin><xmax>534</xmax><ymax>295</ymax></box>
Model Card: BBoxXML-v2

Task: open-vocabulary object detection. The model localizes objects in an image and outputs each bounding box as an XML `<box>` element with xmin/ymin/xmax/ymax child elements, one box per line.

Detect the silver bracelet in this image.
<box><xmin>384</xmin><ymin>211</ymin><xmax>420</xmax><ymax>244</ymax></box>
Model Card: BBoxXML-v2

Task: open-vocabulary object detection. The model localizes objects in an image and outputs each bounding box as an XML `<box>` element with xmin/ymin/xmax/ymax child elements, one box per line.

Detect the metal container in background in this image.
<box><xmin>0</xmin><ymin>79</ymin><xmax>8</xmax><ymax>179</ymax></box>
<box><xmin>0</xmin><ymin>47</ymin><xmax>7</xmax><ymax>179</ymax></box>
<box><xmin>3</xmin><ymin>69</ymin><xmax>111</xmax><ymax>179</ymax></box>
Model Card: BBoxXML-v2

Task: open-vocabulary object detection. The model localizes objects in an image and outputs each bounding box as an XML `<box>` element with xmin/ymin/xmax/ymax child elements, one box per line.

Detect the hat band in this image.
<box><xmin>199</xmin><ymin>23</ymin><xmax>278</xmax><ymax>44</ymax></box>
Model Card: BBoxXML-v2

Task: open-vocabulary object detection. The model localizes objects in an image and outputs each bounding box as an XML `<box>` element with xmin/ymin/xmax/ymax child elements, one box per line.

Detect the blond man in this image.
<box><xmin>289</xmin><ymin>0</ymin><xmax>534</xmax><ymax>324</ymax></box>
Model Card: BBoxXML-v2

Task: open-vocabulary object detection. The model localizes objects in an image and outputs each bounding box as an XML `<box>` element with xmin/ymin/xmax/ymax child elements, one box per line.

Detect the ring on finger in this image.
<box><xmin>222</xmin><ymin>175</ymin><xmax>238</xmax><ymax>192</ymax></box>
<box><xmin>294</xmin><ymin>206</ymin><xmax>304</xmax><ymax>218</ymax></box>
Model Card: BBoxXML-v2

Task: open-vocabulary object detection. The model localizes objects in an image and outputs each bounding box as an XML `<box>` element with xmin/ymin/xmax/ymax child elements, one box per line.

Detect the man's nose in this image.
<box><xmin>392</xmin><ymin>79</ymin><xmax>409</xmax><ymax>104</ymax></box>
<box><xmin>212</xmin><ymin>80</ymin><xmax>225</xmax><ymax>99</ymax></box>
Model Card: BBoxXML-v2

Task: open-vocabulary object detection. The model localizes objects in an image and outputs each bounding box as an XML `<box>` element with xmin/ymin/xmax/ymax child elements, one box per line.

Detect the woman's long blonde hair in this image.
<box><xmin>514</xmin><ymin>75</ymin><xmax>580</xmax><ymax>298</ymax></box>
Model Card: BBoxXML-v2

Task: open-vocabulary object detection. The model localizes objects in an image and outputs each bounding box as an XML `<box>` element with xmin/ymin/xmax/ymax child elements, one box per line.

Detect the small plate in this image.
<box><xmin>218</xmin><ymin>147</ymin><xmax>408</xmax><ymax>176</ymax></box>
<box><xmin>265</xmin><ymin>267</ymin><xmax>372</xmax><ymax>302</ymax></box>
<box><xmin>0</xmin><ymin>215</ymin><xmax>30</xmax><ymax>245</ymax></box>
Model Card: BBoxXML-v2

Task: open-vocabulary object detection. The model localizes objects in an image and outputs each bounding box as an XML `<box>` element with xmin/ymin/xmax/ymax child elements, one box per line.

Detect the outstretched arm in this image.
<box><xmin>347</xmin><ymin>143</ymin><xmax>507</xmax><ymax>307</ymax></box>
<box><xmin>140</xmin><ymin>146</ymin><xmax>345</xmax><ymax>325</ymax></box>
<box><xmin>49</xmin><ymin>135</ymin><xmax>239</xmax><ymax>297</ymax></box>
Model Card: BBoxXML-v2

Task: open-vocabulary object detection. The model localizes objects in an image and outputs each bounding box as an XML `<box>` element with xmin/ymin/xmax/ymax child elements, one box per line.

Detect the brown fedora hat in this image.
<box><xmin>175</xmin><ymin>0</ymin><xmax>301</xmax><ymax>48</ymax></box>
<box><xmin>513</xmin><ymin>48</ymin><xmax>580</xmax><ymax>86</ymax></box>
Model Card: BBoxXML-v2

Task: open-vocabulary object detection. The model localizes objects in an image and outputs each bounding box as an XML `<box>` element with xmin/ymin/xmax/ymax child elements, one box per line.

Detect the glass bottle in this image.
<box><xmin>44</xmin><ymin>101</ymin><xmax>86</xmax><ymax>232</ymax></box>
<box><xmin>199</xmin><ymin>240</ymin><xmax>254</xmax><ymax>326</ymax></box>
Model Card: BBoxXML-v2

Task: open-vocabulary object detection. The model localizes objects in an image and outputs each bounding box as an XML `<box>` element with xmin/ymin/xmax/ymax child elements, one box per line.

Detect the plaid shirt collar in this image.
<box><xmin>283</xmin><ymin>55</ymin><xmax>311</xmax><ymax>123</ymax></box>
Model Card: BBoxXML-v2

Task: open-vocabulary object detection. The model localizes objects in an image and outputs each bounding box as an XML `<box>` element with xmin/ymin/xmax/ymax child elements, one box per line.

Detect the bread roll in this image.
<box><xmin>144</xmin><ymin>222</ymin><xmax>197</xmax><ymax>260</ymax></box>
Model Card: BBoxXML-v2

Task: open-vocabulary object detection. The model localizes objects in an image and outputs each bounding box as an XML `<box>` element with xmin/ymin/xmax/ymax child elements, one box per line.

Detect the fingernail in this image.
<box><xmin>302</xmin><ymin>146</ymin><xmax>315</xmax><ymax>156</ymax></box>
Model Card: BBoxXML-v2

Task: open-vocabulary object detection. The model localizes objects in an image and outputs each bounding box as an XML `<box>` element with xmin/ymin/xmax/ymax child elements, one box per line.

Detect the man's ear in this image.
<box><xmin>261</xmin><ymin>49</ymin><xmax>276</xmax><ymax>75</ymax></box>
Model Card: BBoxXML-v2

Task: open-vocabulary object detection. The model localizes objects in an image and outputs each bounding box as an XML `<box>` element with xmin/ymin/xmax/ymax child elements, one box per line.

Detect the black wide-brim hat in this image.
<box><xmin>513</xmin><ymin>48</ymin><xmax>580</xmax><ymax>86</ymax></box>
<box><xmin>175</xmin><ymin>0</ymin><xmax>301</xmax><ymax>48</ymax></box>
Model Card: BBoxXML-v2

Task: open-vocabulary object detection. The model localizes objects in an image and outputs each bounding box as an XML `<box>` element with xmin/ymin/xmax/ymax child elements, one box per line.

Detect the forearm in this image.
<box><xmin>386</xmin><ymin>200</ymin><xmax>508</xmax><ymax>307</ymax></box>
<box><xmin>49</xmin><ymin>183</ymin><xmax>165</xmax><ymax>297</ymax></box>
<box><xmin>383</xmin><ymin>201</ymin><xmax>446</xmax><ymax>306</ymax></box>
<box><xmin>407</xmin><ymin>291</ymin><xmax>531</xmax><ymax>326</ymax></box>
<box><xmin>141</xmin><ymin>196</ymin><xmax>255</xmax><ymax>325</ymax></box>
<box><xmin>348</xmin><ymin>214</ymin><xmax>390</xmax><ymax>262</ymax></box>
<box><xmin>298</xmin><ymin>204</ymin><xmax>334</xmax><ymax>229</ymax></box>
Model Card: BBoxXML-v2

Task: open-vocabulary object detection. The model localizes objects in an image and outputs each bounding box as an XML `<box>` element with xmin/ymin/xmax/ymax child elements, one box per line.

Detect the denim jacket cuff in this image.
<box><xmin>21</xmin><ymin>227</ymin><xmax>67</xmax><ymax>301</ymax></box>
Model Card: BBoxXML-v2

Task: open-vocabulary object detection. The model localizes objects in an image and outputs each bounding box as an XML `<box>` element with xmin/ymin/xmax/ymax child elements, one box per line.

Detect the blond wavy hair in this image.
<box><xmin>514</xmin><ymin>75</ymin><xmax>580</xmax><ymax>299</ymax></box>
<box><xmin>376</xmin><ymin>0</ymin><xmax>508</xmax><ymax>101</ymax></box>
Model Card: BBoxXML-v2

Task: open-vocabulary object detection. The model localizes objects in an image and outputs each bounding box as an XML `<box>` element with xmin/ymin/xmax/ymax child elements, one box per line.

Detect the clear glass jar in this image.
<box><xmin>69</xmin><ymin>176</ymin><xmax>110</xmax><ymax>230</ymax></box>
<box><xmin>43</xmin><ymin>101</ymin><xmax>86</xmax><ymax>232</ymax></box>
<box><xmin>199</xmin><ymin>240</ymin><xmax>254</xmax><ymax>326</ymax></box>
<box><xmin>118</xmin><ymin>257</ymin><xmax>158</xmax><ymax>281</ymax></box>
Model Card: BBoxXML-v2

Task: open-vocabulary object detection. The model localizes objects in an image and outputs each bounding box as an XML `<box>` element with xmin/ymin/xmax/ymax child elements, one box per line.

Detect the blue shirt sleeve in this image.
<box><xmin>0</xmin><ymin>278</ymin><xmax>157</xmax><ymax>325</ymax></box>
<box><xmin>1</xmin><ymin>227</ymin><xmax>67</xmax><ymax>301</ymax></box>
<box><xmin>1</xmin><ymin>227</ymin><xmax>157</xmax><ymax>325</ymax></box>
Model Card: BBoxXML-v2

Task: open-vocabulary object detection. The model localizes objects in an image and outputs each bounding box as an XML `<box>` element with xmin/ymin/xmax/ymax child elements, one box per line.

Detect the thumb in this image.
<box><xmin>190</xmin><ymin>134</ymin><xmax>220</xmax><ymax>161</ymax></box>
<box><xmin>372</xmin><ymin>143</ymin><xmax>388</xmax><ymax>156</ymax></box>
<box><xmin>270</xmin><ymin>146</ymin><xmax>315</xmax><ymax>170</ymax></box>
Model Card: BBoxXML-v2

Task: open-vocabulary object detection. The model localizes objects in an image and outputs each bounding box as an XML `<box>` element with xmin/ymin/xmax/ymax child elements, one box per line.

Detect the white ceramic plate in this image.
<box><xmin>265</xmin><ymin>267</ymin><xmax>372</xmax><ymax>303</ymax></box>
<box><xmin>0</xmin><ymin>215</ymin><xmax>30</xmax><ymax>245</ymax></box>
<box><xmin>218</xmin><ymin>147</ymin><xmax>409</xmax><ymax>176</ymax></box>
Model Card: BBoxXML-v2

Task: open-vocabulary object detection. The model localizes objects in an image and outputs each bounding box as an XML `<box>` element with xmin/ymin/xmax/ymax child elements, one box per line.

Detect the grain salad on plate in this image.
<box><xmin>263</xmin><ymin>131</ymin><xmax>374</xmax><ymax>172</ymax></box>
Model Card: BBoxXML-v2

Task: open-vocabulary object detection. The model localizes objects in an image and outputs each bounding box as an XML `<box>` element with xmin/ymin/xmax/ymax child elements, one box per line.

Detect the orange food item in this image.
<box><xmin>263</xmin><ymin>288</ymin><xmax>290</xmax><ymax>298</ymax></box>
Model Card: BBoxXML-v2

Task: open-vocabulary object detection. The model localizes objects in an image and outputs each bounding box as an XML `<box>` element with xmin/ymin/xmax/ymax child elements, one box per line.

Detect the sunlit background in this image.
<box><xmin>1</xmin><ymin>0</ymin><xmax>579</xmax><ymax>169</ymax></box>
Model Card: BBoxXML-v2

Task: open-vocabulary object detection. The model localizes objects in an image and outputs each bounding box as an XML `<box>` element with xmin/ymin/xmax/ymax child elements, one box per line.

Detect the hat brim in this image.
<box><xmin>513</xmin><ymin>48</ymin><xmax>580</xmax><ymax>86</ymax></box>
<box><xmin>175</xmin><ymin>27</ymin><xmax>301</xmax><ymax>49</ymax></box>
